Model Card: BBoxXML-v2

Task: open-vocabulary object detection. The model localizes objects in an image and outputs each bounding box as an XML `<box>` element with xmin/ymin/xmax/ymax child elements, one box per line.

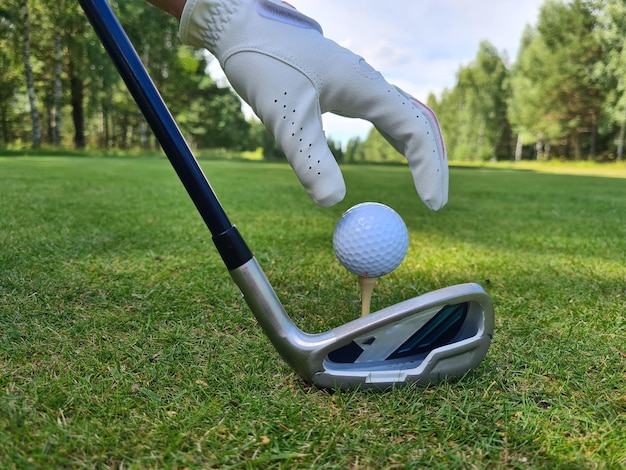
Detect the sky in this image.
<box><xmin>209</xmin><ymin>0</ymin><xmax>545</xmax><ymax>144</ymax></box>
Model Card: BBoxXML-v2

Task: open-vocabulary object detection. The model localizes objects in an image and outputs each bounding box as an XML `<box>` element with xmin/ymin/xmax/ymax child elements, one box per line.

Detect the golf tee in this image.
<box><xmin>359</xmin><ymin>276</ymin><xmax>377</xmax><ymax>317</ymax></box>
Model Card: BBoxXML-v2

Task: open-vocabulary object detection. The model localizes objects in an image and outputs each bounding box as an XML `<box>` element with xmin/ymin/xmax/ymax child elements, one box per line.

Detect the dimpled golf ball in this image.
<box><xmin>333</xmin><ymin>202</ymin><xmax>409</xmax><ymax>278</ymax></box>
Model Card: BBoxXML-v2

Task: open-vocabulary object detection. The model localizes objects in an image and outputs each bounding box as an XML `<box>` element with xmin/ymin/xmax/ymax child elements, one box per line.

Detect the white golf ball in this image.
<box><xmin>333</xmin><ymin>202</ymin><xmax>409</xmax><ymax>278</ymax></box>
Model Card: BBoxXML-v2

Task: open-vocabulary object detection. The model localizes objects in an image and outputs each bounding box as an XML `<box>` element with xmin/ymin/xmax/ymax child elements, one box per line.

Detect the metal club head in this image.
<box><xmin>232</xmin><ymin>258</ymin><xmax>494</xmax><ymax>390</ymax></box>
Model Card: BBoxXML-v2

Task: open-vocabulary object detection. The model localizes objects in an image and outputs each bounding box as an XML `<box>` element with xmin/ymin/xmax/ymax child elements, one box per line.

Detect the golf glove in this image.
<box><xmin>179</xmin><ymin>0</ymin><xmax>448</xmax><ymax>210</ymax></box>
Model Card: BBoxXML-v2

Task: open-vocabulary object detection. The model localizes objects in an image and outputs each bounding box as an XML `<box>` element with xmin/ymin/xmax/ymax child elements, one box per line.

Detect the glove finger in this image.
<box><xmin>321</xmin><ymin>59</ymin><xmax>448</xmax><ymax>211</ymax></box>
<box><xmin>376</xmin><ymin>86</ymin><xmax>448</xmax><ymax>211</ymax></box>
<box><xmin>225</xmin><ymin>52</ymin><xmax>346</xmax><ymax>207</ymax></box>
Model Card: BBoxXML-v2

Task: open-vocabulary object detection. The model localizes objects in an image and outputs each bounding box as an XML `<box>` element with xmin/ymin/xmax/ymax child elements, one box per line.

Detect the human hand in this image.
<box><xmin>179</xmin><ymin>0</ymin><xmax>448</xmax><ymax>209</ymax></box>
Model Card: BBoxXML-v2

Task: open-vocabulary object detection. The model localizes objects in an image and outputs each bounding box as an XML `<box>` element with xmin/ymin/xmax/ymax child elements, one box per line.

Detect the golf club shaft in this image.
<box><xmin>79</xmin><ymin>0</ymin><xmax>252</xmax><ymax>270</ymax></box>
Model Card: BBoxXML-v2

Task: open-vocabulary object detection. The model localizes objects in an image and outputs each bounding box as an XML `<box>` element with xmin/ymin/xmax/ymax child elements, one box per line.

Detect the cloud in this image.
<box><xmin>297</xmin><ymin>0</ymin><xmax>542</xmax><ymax>89</ymax></box>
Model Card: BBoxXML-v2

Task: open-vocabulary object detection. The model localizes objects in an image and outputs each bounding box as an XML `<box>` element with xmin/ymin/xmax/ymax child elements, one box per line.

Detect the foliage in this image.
<box><xmin>430</xmin><ymin>41</ymin><xmax>512</xmax><ymax>162</ymax></box>
<box><xmin>354</xmin><ymin>127</ymin><xmax>406</xmax><ymax>164</ymax></box>
<box><xmin>509</xmin><ymin>0</ymin><xmax>604</xmax><ymax>160</ymax></box>
<box><xmin>0</xmin><ymin>0</ymin><xmax>252</xmax><ymax>152</ymax></box>
<box><xmin>593</xmin><ymin>0</ymin><xmax>626</xmax><ymax>160</ymax></box>
<box><xmin>0</xmin><ymin>8</ymin><xmax>26</xmax><ymax>146</ymax></box>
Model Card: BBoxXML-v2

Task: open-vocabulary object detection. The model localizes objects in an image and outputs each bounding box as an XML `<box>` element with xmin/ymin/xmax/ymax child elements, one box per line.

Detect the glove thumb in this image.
<box><xmin>225</xmin><ymin>52</ymin><xmax>346</xmax><ymax>207</ymax></box>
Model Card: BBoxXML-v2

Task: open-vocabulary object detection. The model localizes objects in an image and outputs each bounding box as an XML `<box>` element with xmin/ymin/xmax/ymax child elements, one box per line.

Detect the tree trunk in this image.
<box><xmin>617</xmin><ymin>112</ymin><xmax>625</xmax><ymax>162</ymax></box>
<box><xmin>53</xmin><ymin>29</ymin><xmax>63</xmax><ymax>147</ymax></box>
<box><xmin>140</xmin><ymin>120</ymin><xmax>149</xmax><ymax>149</ymax></box>
<box><xmin>139</xmin><ymin>43</ymin><xmax>150</xmax><ymax>149</ymax></box>
<box><xmin>1</xmin><ymin>106</ymin><xmax>8</xmax><ymax>145</ymax></box>
<box><xmin>535</xmin><ymin>140</ymin><xmax>543</xmax><ymax>161</ymax></box>
<box><xmin>68</xmin><ymin>58</ymin><xmax>86</xmax><ymax>149</ymax></box>
<box><xmin>45</xmin><ymin>106</ymin><xmax>53</xmax><ymax>143</ymax></box>
<box><xmin>101</xmin><ymin>106</ymin><xmax>110</xmax><ymax>148</ymax></box>
<box><xmin>589</xmin><ymin>112</ymin><xmax>598</xmax><ymax>160</ymax></box>
<box><xmin>21</xmin><ymin>0</ymin><xmax>41</xmax><ymax>149</ymax></box>
<box><xmin>515</xmin><ymin>133</ymin><xmax>523</xmax><ymax>162</ymax></box>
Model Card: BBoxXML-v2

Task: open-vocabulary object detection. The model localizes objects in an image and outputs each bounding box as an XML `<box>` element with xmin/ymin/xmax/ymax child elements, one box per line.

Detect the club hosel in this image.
<box><xmin>228</xmin><ymin>258</ymin><xmax>336</xmax><ymax>379</ymax></box>
<box><xmin>212</xmin><ymin>226</ymin><xmax>253</xmax><ymax>270</ymax></box>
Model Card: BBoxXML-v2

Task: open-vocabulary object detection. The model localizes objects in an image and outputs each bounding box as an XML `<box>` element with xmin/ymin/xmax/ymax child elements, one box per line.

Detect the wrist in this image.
<box><xmin>179</xmin><ymin>0</ymin><xmax>246</xmax><ymax>52</ymax></box>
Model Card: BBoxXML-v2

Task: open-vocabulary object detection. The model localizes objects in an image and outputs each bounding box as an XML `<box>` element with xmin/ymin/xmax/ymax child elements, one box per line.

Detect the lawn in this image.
<box><xmin>1</xmin><ymin>155</ymin><xmax>625</xmax><ymax>468</ymax></box>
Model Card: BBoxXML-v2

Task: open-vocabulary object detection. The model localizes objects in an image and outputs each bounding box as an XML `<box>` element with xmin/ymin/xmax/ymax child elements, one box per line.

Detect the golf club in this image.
<box><xmin>79</xmin><ymin>0</ymin><xmax>494</xmax><ymax>389</ymax></box>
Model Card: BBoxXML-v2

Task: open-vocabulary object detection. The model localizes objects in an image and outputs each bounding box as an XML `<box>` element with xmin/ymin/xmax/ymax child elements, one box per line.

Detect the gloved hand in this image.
<box><xmin>179</xmin><ymin>0</ymin><xmax>448</xmax><ymax>210</ymax></box>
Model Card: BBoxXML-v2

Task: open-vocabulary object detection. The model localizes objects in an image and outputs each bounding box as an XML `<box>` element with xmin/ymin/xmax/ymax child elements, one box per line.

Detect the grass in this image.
<box><xmin>1</xmin><ymin>155</ymin><xmax>625</xmax><ymax>468</ymax></box>
<box><xmin>453</xmin><ymin>159</ymin><xmax>626</xmax><ymax>179</ymax></box>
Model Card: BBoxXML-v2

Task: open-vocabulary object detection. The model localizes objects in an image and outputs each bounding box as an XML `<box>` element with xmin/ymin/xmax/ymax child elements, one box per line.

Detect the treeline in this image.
<box><xmin>0</xmin><ymin>1</ymin><xmax>259</xmax><ymax>152</ymax></box>
<box><xmin>1</xmin><ymin>0</ymin><xmax>625</xmax><ymax>163</ymax></box>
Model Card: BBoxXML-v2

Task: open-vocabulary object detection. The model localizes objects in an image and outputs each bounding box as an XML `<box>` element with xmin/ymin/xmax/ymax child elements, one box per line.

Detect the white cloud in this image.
<box><xmin>297</xmin><ymin>1</ymin><xmax>542</xmax><ymax>92</ymax></box>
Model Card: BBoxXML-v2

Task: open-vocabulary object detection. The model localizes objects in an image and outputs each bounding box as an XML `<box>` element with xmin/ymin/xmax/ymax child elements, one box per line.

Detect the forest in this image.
<box><xmin>1</xmin><ymin>0</ymin><xmax>625</xmax><ymax>162</ymax></box>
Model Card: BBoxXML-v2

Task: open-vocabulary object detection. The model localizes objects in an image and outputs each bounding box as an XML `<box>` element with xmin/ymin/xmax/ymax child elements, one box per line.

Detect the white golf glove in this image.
<box><xmin>179</xmin><ymin>0</ymin><xmax>448</xmax><ymax>210</ymax></box>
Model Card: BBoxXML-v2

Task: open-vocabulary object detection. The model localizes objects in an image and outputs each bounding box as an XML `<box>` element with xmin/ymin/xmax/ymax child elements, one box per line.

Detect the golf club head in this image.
<box><xmin>231</xmin><ymin>258</ymin><xmax>494</xmax><ymax>390</ymax></box>
<box><xmin>314</xmin><ymin>287</ymin><xmax>493</xmax><ymax>389</ymax></box>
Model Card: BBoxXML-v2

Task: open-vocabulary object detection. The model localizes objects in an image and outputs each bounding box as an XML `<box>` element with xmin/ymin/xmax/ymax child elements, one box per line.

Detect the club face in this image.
<box><xmin>309</xmin><ymin>285</ymin><xmax>494</xmax><ymax>389</ymax></box>
<box><xmin>327</xmin><ymin>302</ymin><xmax>470</xmax><ymax>364</ymax></box>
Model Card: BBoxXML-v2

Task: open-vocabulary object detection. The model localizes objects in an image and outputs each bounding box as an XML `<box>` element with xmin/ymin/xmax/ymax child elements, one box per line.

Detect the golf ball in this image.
<box><xmin>333</xmin><ymin>202</ymin><xmax>409</xmax><ymax>278</ymax></box>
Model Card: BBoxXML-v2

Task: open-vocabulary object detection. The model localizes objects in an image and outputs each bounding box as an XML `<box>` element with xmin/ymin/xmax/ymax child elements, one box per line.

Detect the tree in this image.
<box><xmin>327</xmin><ymin>137</ymin><xmax>344</xmax><ymax>162</ymax></box>
<box><xmin>161</xmin><ymin>48</ymin><xmax>251</xmax><ymax>150</ymax></box>
<box><xmin>344</xmin><ymin>136</ymin><xmax>362</xmax><ymax>163</ymax></box>
<box><xmin>114</xmin><ymin>1</ymin><xmax>180</xmax><ymax>149</ymax></box>
<box><xmin>509</xmin><ymin>0</ymin><xmax>604</xmax><ymax>160</ymax></box>
<box><xmin>354</xmin><ymin>127</ymin><xmax>405</xmax><ymax>164</ymax></box>
<box><xmin>20</xmin><ymin>0</ymin><xmax>41</xmax><ymax>148</ymax></box>
<box><xmin>508</xmin><ymin>25</ymin><xmax>562</xmax><ymax>160</ymax></box>
<box><xmin>58</xmin><ymin>0</ymin><xmax>97</xmax><ymax>149</ymax></box>
<box><xmin>0</xmin><ymin>7</ymin><xmax>24</xmax><ymax>145</ymax></box>
<box><xmin>594</xmin><ymin>0</ymin><xmax>626</xmax><ymax>160</ymax></box>
<box><xmin>431</xmin><ymin>41</ymin><xmax>511</xmax><ymax>162</ymax></box>
<box><xmin>51</xmin><ymin>29</ymin><xmax>62</xmax><ymax>146</ymax></box>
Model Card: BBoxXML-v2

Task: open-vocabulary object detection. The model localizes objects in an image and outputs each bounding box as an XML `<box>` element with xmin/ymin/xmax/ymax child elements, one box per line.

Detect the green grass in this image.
<box><xmin>1</xmin><ymin>155</ymin><xmax>625</xmax><ymax>468</ymax></box>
